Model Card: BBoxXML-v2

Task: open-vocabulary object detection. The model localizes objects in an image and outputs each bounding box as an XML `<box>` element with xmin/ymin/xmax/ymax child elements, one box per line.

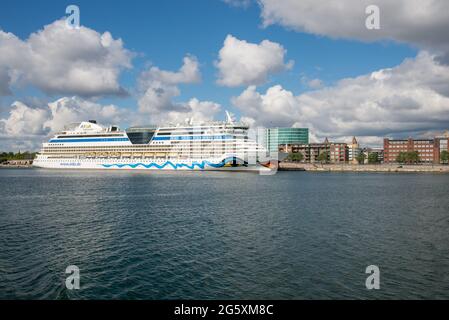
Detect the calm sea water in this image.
<box><xmin>0</xmin><ymin>168</ymin><xmax>449</xmax><ymax>299</ymax></box>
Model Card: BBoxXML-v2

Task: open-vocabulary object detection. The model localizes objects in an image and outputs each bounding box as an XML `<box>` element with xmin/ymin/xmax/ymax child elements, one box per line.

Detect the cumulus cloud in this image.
<box><xmin>138</xmin><ymin>56</ymin><xmax>221</xmax><ymax>123</ymax></box>
<box><xmin>0</xmin><ymin>97</ymin><xmax>128</xmax><ymax>151</ymax></box>
<box><xmin>0</xmin><ymin>19</ymin><xmax>132</xmax><ymax>97</ymax></box>
<box><xmin>310</xmin><ymin>79</ymin><xmax>324</xmax><ymax>89</ymax></box>
<box><xmin>232</xmin><ymin>85</ymin><xmax>297</xmax><ymax>128</ymax></box>
<box><xmin>301</xmin><ymin>76</ymin><xmax>323</xmax><ymax>89</ymax></box>
<box><xmin>0</xmin><ymin>68</ymin><xmax>12</xmax><ymax>96</ymax></box>
<box><xmin>258</xmin><ymin>0</ymin><xmax>449</xmax><ymax>60</ymax></box>
<box><xmin>139</xmin><ymin>55</ymin><xmax>201</xmax><ymax>87</ymax></box>
<box><xmin>216</xmin><ymin>34</ymin><xmax>293</xmax><ymax>87</ymax></box>
<box><xmin>232</xmin><ymin>52</ymin><xmax>449</xmax><ymax>145</ymax></box>
<box><xmin>159</xmin><ymin>98</ymin><xmax>221</xmax><ymax>124</ymax></box>
<box><xmin>43</xmin><ymin>97</ymin><xmax>126</xmax><ymax>133</ymax></box>
<box><xmin>138</xmin><ymin>83</ymin><xmax>183</xmax><ymax>114</ymax></box>
<box><xmin>1</xmin><ymin>101</ymin><xmax>49</xmax><ymax>137</ymax></box>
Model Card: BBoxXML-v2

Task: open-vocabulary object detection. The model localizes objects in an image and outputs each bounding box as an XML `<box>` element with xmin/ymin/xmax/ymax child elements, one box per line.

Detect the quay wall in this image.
<box><xmin>279</xmin><ymin>162</ymin><xmax>449</xmax><ymax>173</ymax></box>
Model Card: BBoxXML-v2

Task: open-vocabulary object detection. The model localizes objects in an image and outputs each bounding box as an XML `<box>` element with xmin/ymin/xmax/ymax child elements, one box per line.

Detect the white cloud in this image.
<box><xmin>138</xmin><ymin>82</ymin><xmax>184</xmax><ymax>114</ymax></box>
<box><xmin>232</xmin><ymin>84</ymin><xmax>298</xmax><ymax>127</ymax></box>
<box><xmin>137</xmin><ymin>85</ymin><xmax>221</xmax><ymax>124</ymax></box>
<box><xmin>303</xmin><ymin>78</ymin><xmax>323</xmax><ymax>89</ymax></box>
<box><xmin>258</xmin><ymin>0</ymin><xmax>449</xmax><ymax>58</ymax></box>
<box><xmin>139</xmin><ymin>55</ymin><xmax>201</xmax><ymax>87</ymax></box>
<box><xmin>216</xmin><ymin>34</ymin><xmax>293</xmax><ymax>87</ymax></box>
<box><xmin>0</xmin><ymin>67</ymin><xmax>12</xmax><ymax>96</ymax></box>
<box><xmin>161</xmin><ymin>98</ymin><xmax>221</xmax><ymax>124</ymax></box>
<box><xmin>1</xmin><ymin>101</ymin><xmax>49</xmax><ymax>137</ymax></box>
<box><xmin>0</xmin><ymin>19</ymin><xmax>132</xmax><ymax>97</ymax></box>
<box><xmin>1</xmin><ymin>54</ymin><xmax>221</xmax><ymax>150</ymax></box>
<box><xmin>0</xmin><ymin>97</ymin><xmax>129</xmax><ymax>151</ymax></box>
<box><xmin>138</xmin><ymin>56</ymin><xmax>221</xmax><ymax>123</ymax></box>
<box><xmin>232</xmin><ymin>52</ymin><xmax>449</xmax><ymax>145</ymax></box>
<box><xmin>44</xmin><ymin>97</ymin><xmax>126</xmax><ymax>133</ymax></box>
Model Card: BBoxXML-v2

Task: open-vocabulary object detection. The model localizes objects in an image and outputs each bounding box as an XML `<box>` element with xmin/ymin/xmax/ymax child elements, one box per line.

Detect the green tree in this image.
<box><xmin>287</xmin><ymin>152</ymin><xmax>304</xmax><ymax>162</ymax></box>
<box><xmin>406</xmin><ymin>151</ymin><xmax>420</xmax><ymax>164</ymax></box>
<box><xmin>356</xmin><ymin>152</ymin><xmax>366</xmax><ymax>164</ymax></box>
<box><xmin>397</xmin><ymin>151</ymin><xmax>420</xmax><ymax>164</ymax></box>
<box><xmin>440</xmin><ymin>150</ymin><xmax>449</xmax><ymax>164</ymax></box>
<box><xmin>317</xmin><ymin>151</ymin><xmax>329</xmax><ymax>164</ymax></box>
<box><xmin>0</xmin><ymin>151</ymin><xmax>37</xmax><ymax>162</ymax></box>
<box><xmin>368</xmin><ymin>152</ymin><xmax>379</xmax><ymax>164</ymax></box>
<box><xmin>396</xmin><ymin>152</ymin><xmax>407</xmax><ymax>164</ymax></box>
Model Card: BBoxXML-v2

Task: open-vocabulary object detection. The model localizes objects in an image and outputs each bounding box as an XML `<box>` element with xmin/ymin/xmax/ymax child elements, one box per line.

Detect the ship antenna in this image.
<box><xmin>225</xmin><ymin>110</ymin><xmax>234</xmax><ymax>124</ymax></box>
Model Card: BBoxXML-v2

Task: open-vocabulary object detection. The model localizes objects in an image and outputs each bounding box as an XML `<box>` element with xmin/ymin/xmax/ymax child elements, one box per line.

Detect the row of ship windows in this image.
<box><xmin>157</xmin><ymin>130</ymin><xmax>247</xmax><ymax>135</ymax></box>
<box><xmin>42</xmin><ymin>144</ymin><xmax>250</xmax><ymax>150</ymax></box>
<box><xmin>48</xmin><ymin>148</ymin><xmax>259</xmax><ymax>153</ymax></box>
<box><xmin>40</xmin><ymin>150</ymin><xmax>248</xmax><ymax>154</ymax></box>
<box><xmin>48</xmin><ymin>137</ymin><xmax>248</xmax><ymax>144</ymax></box>
<box><xmin>40</xmin><ymin>155</ymin><xmax>251</xmax><ymax>159</ymax></box>
<box><xmin>41</xmin><ymin>155</ymin><xmax>225</xmax><ymax>159</ymax></box>
<box><xmin>46</xmin><ymin>141</ymin><xmax>245</xmax><ymax>147</ymax></box>
<box><xmin>55</xmin><ymin>134</ymin><xmax>126</xmax><ymax>138</ymax></box>
<box><xmin>40</xmin><ymin>158</ymin><xmax>231</xmax><ymax>162</ymax></box>
<box><xmin>157</xmin><ymin>127</ymin><xmax>247</xmax><ymax>131</ymax></box>
<box><xmin>42</xmin><ymin>147</ymin><xmax>246</xmax><ymax>152</ymax></box>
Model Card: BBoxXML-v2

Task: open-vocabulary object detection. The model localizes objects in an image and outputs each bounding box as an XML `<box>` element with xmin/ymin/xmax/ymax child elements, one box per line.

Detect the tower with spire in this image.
<box><xmin>349</xmin><ymin>136</ymin><xmax>361</xmax><ymax>164</ymax></box>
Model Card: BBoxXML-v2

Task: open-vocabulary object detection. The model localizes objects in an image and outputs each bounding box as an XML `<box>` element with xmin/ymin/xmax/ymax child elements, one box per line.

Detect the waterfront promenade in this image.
<box><xmin>280</xmin><ymin>162</ymin><xmax>449</xmax><ymax>172</ymax></box>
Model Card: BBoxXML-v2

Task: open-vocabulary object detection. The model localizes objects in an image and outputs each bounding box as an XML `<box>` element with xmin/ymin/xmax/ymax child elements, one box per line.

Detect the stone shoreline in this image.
<box><xmin>0</xmin><ymin>164</ymin><xmax>34</xmax><ymax>169</ymax></box>
<box><xmin>279</xmin><ymin>162</ymin><xmax>449</xmax><ymax>173</ymax></box>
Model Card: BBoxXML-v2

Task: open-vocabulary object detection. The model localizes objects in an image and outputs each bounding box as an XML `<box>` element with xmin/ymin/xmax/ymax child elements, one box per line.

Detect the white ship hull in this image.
<box><xmin>33</xmin><ymin>157</ymin><xmax>271</xmax><ymax>172</ymax></box>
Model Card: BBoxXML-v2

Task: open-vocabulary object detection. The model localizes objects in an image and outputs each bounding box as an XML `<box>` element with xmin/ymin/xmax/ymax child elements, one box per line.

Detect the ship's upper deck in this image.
<box><xmin>45</xmin><ymin>115</ymin><xmax>254</xmax><ymax>147</ymax></box>
<box><xmin>57</xmin><ymin>120</ymin><xmax>122</xmax><ymax>136</ymax></box>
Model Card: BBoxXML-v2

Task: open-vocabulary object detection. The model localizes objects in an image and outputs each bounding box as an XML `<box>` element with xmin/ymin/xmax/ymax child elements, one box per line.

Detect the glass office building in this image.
<box><xmin>265</xmin><ymin>128</ymin><xmax>309</xmax><ymax>152</ymax></box>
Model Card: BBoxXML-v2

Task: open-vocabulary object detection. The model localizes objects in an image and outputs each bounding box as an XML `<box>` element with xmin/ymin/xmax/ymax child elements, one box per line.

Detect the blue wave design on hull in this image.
<box><xmin>100</xmin><ymin>157</ymin><xmax>242</xmax><ymax>170</ymax></box>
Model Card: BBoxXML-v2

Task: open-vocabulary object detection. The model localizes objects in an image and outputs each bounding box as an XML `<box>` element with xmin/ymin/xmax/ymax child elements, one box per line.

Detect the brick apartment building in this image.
<box><xmin>280</xmin><ymin>138</ymin><xmax>348</xmax><ymax>163</ymax></box>
<box><xmin>383</xmin><ymin>137</ymin><xmax>449</xmax><ymax>164</ymax></box>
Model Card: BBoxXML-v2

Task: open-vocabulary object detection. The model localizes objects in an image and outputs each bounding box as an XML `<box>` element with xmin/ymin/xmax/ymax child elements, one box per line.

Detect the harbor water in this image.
<box><xmin>1</xmin><ymin>169</ymin><xmax>448</xmax><ymax>299</ymax></box>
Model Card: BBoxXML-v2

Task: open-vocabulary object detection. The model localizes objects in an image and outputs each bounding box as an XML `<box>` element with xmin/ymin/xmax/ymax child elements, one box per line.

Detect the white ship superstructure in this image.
<box><xmin>33</xmin><ymin>117</ymin><xmax>279</xmax><ymax>171</ymax></box>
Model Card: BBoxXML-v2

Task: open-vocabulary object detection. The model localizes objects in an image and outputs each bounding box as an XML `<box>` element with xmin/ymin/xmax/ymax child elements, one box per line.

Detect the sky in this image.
<box><xmin>1</xmin><ymin>0</ymin><xmax>449</xmax><ymax>151</ymax></box>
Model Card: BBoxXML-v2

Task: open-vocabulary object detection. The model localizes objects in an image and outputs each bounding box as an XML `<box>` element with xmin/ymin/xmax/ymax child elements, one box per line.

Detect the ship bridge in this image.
<box><xmin>126</xmin><ymin>125</ymin><xmax>158</xmax><ymax>144</ymax></box>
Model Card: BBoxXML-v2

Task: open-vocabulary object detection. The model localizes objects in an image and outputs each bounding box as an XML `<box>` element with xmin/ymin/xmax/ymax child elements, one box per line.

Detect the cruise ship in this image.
<box><xmin>33</xmin><ymin>114</ymin><xmax>282</xmax><ymax>172</ymax></box>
